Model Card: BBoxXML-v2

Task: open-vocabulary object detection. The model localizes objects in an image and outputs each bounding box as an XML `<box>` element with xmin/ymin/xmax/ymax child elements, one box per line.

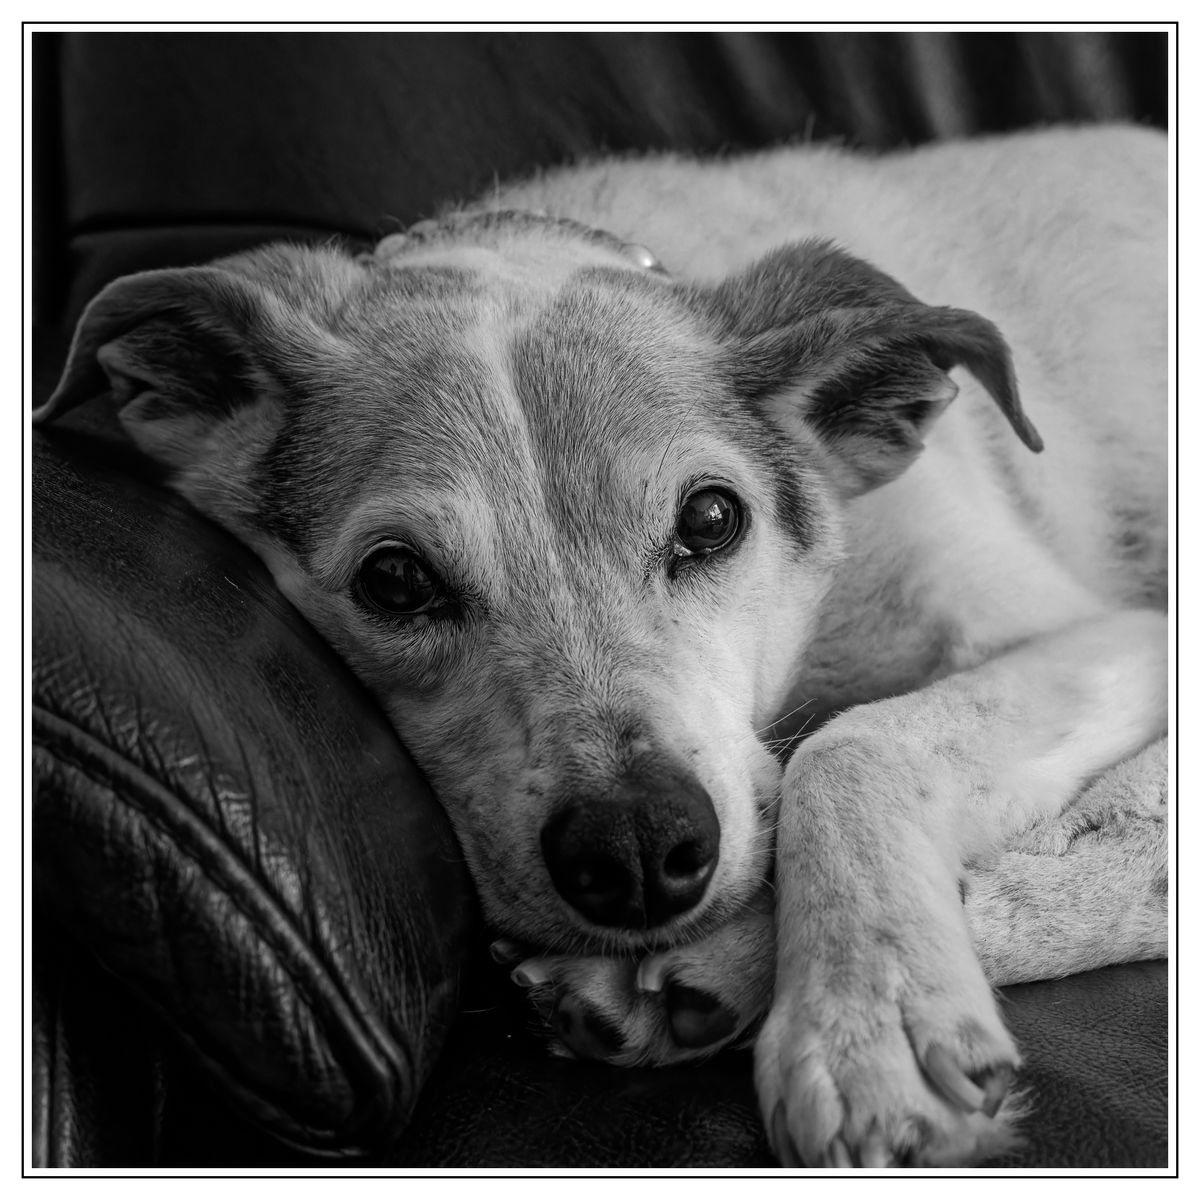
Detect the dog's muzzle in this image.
<box><xmin>539</xmin><ymin>756</ymin><xmax>719</xmax><ymax>929</ymax></box>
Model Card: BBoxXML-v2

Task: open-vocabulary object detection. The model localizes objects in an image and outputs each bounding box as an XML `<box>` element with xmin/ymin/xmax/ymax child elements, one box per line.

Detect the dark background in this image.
<box><xmin>32</xmin><ymin>30</ymin><xmax>1168</xmax><ymax>334</ymax></box>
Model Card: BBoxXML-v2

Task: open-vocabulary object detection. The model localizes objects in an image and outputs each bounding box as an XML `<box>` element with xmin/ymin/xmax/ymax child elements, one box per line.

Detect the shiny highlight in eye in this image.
<box><xmin>675</xmin><ymin>488</ymin><xmax>742</xmax><ymax>557</ymax></box>
<box><xmin>356</xmin><ymin>545</ymin><xmax>442</xmax><ymax>615</ymax></box>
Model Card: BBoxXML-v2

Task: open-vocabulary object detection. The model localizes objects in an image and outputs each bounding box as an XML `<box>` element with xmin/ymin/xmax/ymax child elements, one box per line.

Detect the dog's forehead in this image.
<box><xmin>263</xmin><ymin>254</ymin><xmax>778</xmax><ymax>583</ymax></box>
<box><xmin>327</xmin><ymin>262</ymin><xmax>732</xmax><ymax>495</ymax></box>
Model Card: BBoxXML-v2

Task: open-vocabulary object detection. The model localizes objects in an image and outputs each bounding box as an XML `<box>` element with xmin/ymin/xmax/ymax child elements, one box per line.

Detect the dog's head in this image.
<box><xmin>37</xmin><ymin>212</ymin><xmax>1039</xmax><ymax>953</ymax></box>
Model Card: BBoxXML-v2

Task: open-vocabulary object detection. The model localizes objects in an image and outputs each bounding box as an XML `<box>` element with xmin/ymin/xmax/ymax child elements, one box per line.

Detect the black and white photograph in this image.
<box><xmin>24</xmin><ymin>21</ymin><xmax>1175</xmax><ymax>1177</ymax></box>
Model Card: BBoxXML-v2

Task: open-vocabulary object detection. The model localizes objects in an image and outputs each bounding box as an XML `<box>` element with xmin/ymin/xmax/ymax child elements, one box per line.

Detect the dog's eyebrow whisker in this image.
<box><xmin>656</xmin><ymin>427</ymin><xmax>683</xmax><ymax>481</ymax></box>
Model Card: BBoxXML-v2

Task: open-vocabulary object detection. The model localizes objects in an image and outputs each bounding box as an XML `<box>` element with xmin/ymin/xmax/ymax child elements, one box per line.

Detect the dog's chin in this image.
<box><xmin>485</xmin><ymin>868</ymin><xmax>769</xmax><ymax>959</ymax></box>
<box><xmin>509</xmin><ymin>923</ymin><xmax>696</xmax><ymax>962</ymax></box>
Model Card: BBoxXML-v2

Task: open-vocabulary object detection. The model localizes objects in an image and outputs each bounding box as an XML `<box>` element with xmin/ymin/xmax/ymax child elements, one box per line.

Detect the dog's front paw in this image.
<box><xmin>754</xmin><ymin>949</ymin><xmax>1022</xmax><ymax>1168</ymax></box>
<box><xmin>500</xmin><ymin>894</ymin><xmax>775</xmax><ymax>1066</ymax></box>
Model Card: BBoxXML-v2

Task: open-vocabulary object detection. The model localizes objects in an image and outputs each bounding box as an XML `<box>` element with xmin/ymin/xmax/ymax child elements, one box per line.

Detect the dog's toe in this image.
<box><xmin>755</xmin><ymin>985</ymin><xmax>1025</xmax><ymax>1169</ymax></box>
<box><xmin>552</xmin><ymin>991</ymin><xmax>629</xmax><ymax>1058</ymax></box>
<box><xmin>488</xmin><ymin>937</ymin><xmax>528</xmax><ymax>966</ymax></box>
<box><xmin>664</xmin><ymin>982</ymin><xmax>739</xmax><ymax>1048</ymax></box>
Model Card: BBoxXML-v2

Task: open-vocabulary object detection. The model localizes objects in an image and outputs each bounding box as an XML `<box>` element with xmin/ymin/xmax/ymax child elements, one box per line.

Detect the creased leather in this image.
<box><xmin>32</xmin><ymin>431</ymin><xmax>477</xmax><ymax>1157</ymax></box>
<box><xmin>32</xmin><ymin>921</ymin><xmax>165</xmax><ymax>1167</ymax></box>
<box><xmin>995</xmin><ymin>963</ymin><xmax>1168</xmax><ymax>1168</ymax></box>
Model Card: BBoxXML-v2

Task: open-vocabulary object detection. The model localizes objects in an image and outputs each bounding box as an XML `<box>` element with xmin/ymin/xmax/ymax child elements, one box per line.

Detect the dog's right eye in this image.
<box><xmin>355</xmin><ymin>546</ymin><xmax>442</xmax><ymax>616</ymax></box>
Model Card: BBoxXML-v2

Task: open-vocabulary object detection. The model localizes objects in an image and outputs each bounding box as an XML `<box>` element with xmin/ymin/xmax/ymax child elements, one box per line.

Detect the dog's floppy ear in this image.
<box><xmin>33</xmin><ymin>265</ymin><xmax>284</xmax><ymax>471</ymax></box>
<box><xmin>704</xmin><ymin>240</ymin><xmax>1043</xmax><ymax>497</ymax></box>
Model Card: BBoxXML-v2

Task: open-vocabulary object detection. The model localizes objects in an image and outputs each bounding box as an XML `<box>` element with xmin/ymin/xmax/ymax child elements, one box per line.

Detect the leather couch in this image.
<box><xmin>31</xmin><ymin>30</ymin><xmax>1170</xmax><ymax>1169</ymax></box>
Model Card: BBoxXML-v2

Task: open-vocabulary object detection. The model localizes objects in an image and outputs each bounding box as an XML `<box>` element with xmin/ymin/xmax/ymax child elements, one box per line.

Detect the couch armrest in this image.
<box><xmin>32</xmin><ymin>429</ymin><xmax>477</xmax><ymax>1159</ymax></box>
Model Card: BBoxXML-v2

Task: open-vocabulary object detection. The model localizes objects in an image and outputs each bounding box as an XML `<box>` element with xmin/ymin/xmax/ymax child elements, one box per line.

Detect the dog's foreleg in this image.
<box><xmin>964</xmin><ymin>736</ymin><xmax>1167</xmax><ymax>987</ymax></box>
<box><xmin>756</xmin><ymin>608</ymin><xmax>1166</xmax><ymax>1168</ymax></box>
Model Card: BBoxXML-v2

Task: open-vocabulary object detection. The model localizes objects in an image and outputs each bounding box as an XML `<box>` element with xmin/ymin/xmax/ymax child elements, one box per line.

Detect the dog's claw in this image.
<box><xmin>921</xmin><ymin>1041</ymin><xmax>986</xmax><ymax>1113</ymax></box>
<box><xmin>859</xmin><ymin>1125</ymin><xmax>892</xmax><ymax>1169</ymax></box>
<box><xmin>511</xmin><ymin>958</ymin><xmax>553</xmax><ymax>988</ymax></box>
<box><xmin>978</xmin><ymin>1064</ymin><xmax>1015</xmax><ymax>1118</ymax></box>
<box><xmin>635</xmin><ymin>954</ymin><xmax>670</xmax><ymax>994</ymax></box>
<box><xmin>820</xmin><ymin>1136</ymin><xmax>854</xmax><ymax>1169</ymax></box>
<box><xmin>489</xmin><ymin>938</ymin><xmax>524</xmax><ymax>965</ymax></box>
<box><xmin>770</xmin><ymin>1102</ymin><xmax>802</xmax><ymax>1168</ymax></box>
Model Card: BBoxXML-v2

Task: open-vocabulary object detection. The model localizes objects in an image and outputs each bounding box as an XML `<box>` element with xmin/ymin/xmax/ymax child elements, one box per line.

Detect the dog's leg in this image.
<box><xmin>965</xmin><ymin>737</ymin><xmax>1167</xmax><ymax>987</ymax></box>
<box><xmin>508</xmin><ymin>736</ymin><xmax>1166</xmax><ymax>1072</ymax></box>
<box><xmin>756</xmin><ymin>608</ymin><xmax>1165</xmax><ymax>1168</ymax></box>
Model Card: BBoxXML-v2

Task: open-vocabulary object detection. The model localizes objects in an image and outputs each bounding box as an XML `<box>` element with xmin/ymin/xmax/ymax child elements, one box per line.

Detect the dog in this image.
<box><xmin>34</xmin><ymin>123</ymin><xmax>1168</xmax><ymax>1168</ymax></box>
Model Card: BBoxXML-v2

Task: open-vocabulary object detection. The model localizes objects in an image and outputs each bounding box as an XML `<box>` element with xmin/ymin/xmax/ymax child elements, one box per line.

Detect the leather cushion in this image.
<box><xmin>32</xmin><ymin>429</ymin><xmax>477</xmax><ymax>1157</ymax></box>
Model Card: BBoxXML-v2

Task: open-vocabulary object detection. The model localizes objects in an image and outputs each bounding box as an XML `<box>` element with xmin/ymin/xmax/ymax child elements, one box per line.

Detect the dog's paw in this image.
<box><xmin>499</xmin><ymin>894</ymin><xmax>775</xmax><ymax>1066</ymax></box>
<box><xmin>754</xmin><ymin>947</ymin><xmax>1022</xmax><ymax>1168</ymax></box>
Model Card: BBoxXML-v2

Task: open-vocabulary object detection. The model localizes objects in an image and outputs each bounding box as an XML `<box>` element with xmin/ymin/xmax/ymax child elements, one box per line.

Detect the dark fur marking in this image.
<box><xmin>745</xmin><ymin>426</ymin><xmax>822</xmax><ymax>554</ymax></box>
<box><xmin>1065</xmin><ymin>812</ymin><xmax>1109</xmax><ymax>847</ymax></box>
<box><xmin>106</xmin><ymin>314</ymin><xmax>267</xmax><ymax>419</ymax></box>
<box><xmin>686</xmin><ymin>239</ymin><xmax>1038</xmax><ymax>495</ymax></box>
<box><xmin>803</xmin><ymin>351</ymin><xmax>949</xmax><ymax>452</ymax></box>
<box><xmin>698</xmin><ymin>240</ymin><xmax>919</xmax><ymax>340</ymax></box>
<box><xmin>255</xmin><ymin>333</ymin><xmax>504</xmax><ymax>560</ymax></box>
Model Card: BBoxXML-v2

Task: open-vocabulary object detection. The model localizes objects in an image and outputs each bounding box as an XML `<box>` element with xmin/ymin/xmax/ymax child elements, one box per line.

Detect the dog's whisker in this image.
<box><xmin>754</xmin><ymin>698</ymin><xmax>816</xmax><ymax>739</ymax></box>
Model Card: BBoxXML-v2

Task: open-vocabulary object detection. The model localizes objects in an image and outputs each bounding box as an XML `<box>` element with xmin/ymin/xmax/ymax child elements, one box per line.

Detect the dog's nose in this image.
<box><xmin>540</xmin><ymin>761</ymin><xmax>719</xmax><ymax>928</ymax></box>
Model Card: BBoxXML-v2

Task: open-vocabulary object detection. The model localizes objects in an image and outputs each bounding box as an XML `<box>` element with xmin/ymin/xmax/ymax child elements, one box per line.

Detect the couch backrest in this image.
<box><xmin>34</xmin><ymin>30</ymin><xmax>1167</xmax><ymax>328</ymax></box>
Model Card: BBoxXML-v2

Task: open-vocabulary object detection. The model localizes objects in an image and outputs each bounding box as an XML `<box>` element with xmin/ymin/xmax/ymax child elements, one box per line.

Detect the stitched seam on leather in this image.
<box><xmin>32</xmin><ymin>711</ymin><xmax>405</xmax><ymax>1150</ymax></box>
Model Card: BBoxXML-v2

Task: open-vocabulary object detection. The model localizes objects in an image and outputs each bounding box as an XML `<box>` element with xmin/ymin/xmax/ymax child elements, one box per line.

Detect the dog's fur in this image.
<box><xmin>36</xmin><ymin>125</ymin><xmax>1168</xmax><ymax>1167</ymax></box>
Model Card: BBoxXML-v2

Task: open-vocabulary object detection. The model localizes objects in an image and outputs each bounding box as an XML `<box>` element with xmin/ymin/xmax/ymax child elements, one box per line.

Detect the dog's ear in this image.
<box><xmin>33</xmin><ymin>265</ymin><xmax>285</xmax><ymax>471</ymax></box>
<box><xmin>703</xmin><ymin>240</ymin><xmax>1043</xmax><ymax>497</ymax></box>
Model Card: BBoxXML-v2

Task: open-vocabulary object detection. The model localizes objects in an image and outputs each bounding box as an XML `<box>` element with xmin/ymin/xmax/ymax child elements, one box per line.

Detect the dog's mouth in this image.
<box><xmin>490</xmin><ymin>856</ymin><xmax>771</xmax><ymax>963</ymax></box>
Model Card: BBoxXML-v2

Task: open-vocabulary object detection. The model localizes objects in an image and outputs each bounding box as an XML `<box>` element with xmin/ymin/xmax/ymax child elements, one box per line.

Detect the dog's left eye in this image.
<box><xmin>675</xmin><ymin>488</ymin><xmax>742</xmax><ymax>557</ymax></box>
<box><xmin>356</xmin><ymin>546</ymin><xmax>443</xmax><ymax>616</ymax></box>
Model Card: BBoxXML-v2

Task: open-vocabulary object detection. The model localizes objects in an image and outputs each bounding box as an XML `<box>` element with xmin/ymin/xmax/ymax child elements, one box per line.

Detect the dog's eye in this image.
<box><xmin>675</xmin><ymin>488</ymin><xmax>741</xmax><ymax>556</ymax></box>
<box><xmin>356</xmin><ymin>546</ymin><xmax>442</xmax><ymax>615</ymax></box>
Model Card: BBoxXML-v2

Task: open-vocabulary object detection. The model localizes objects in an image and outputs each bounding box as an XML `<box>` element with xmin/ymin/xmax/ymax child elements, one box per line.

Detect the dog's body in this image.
<box><xmin>37</xmin><ymin>125</ymin><xmax>1168</xmax><ymax>1167</ymax></box>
